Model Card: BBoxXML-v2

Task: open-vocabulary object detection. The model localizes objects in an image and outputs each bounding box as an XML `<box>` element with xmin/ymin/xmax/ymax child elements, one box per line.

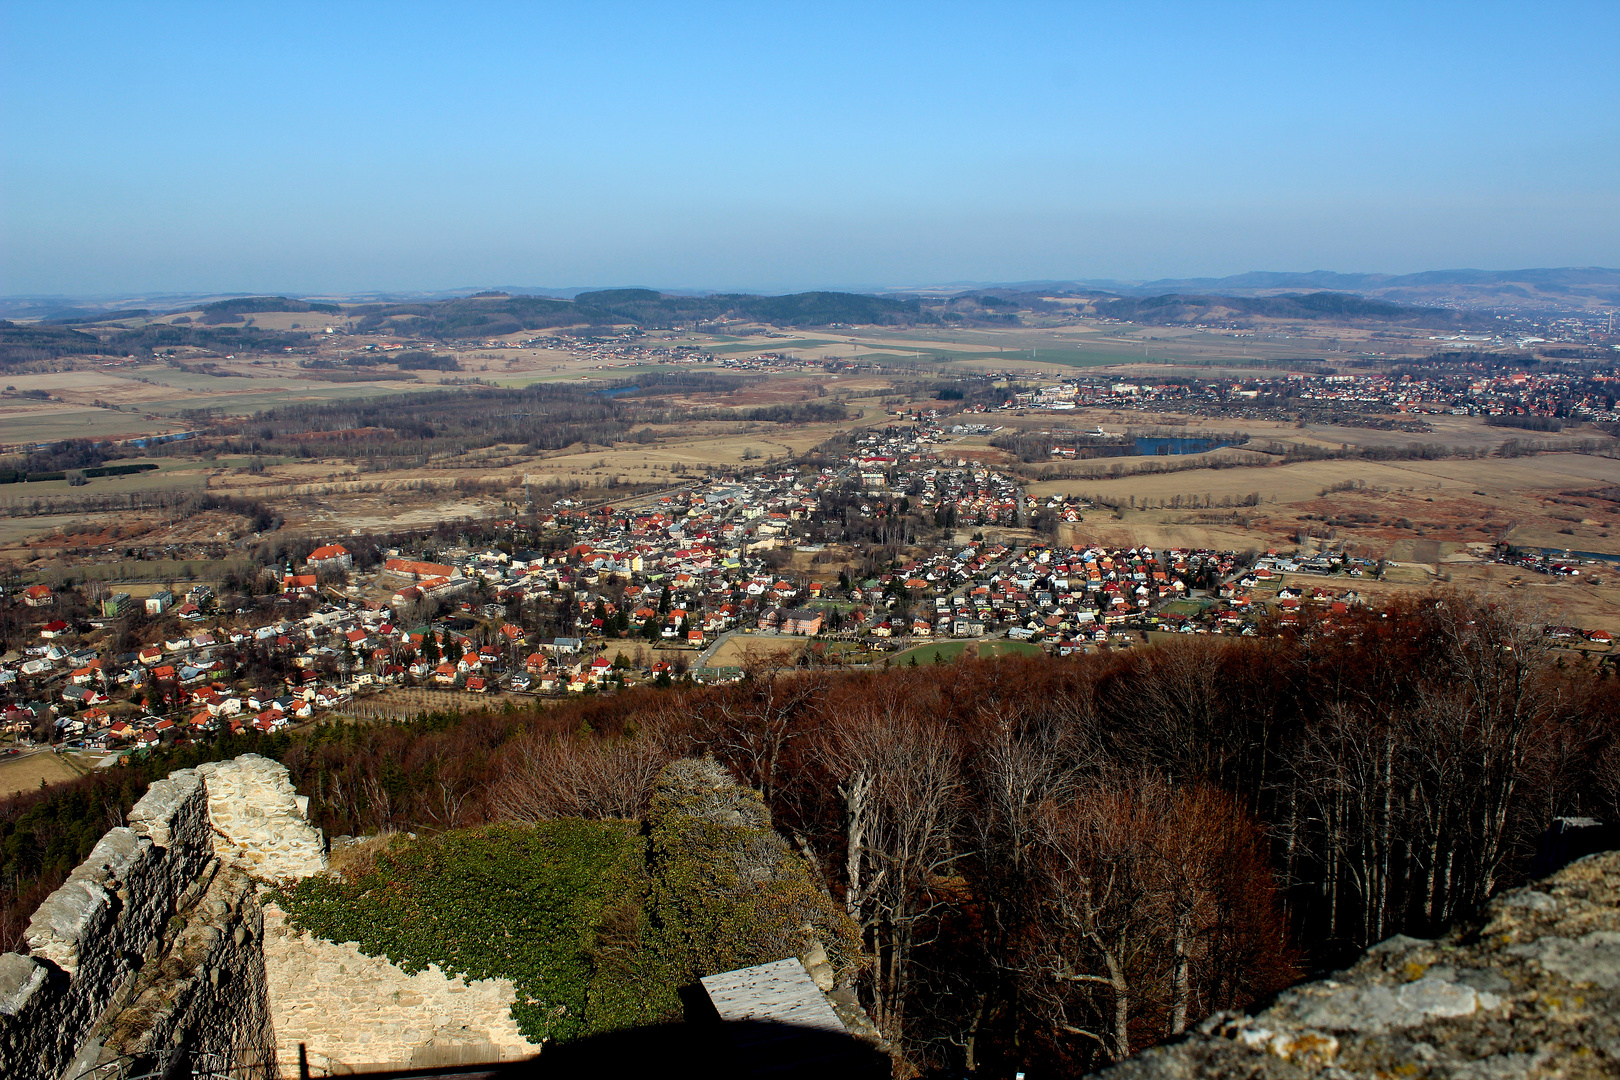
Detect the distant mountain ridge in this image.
<box><xmin>887</xmin><ymin>268</ymin><xmax>1620</xmax><ymax>313</ymax></box>
<box><xmin>7</xmin><ymin>267</ymin><xmax>1615</xmax><ymax>319</ymax></box>
<box><xmin>1086</xmin><ymin>267</ymin><xmax>1620</xmax><ymax>312</ymax></box>
<box><xmin>1135</xmin><ymin>266</ymin><xmax>1620</xmax><ymax>289</ymax></box>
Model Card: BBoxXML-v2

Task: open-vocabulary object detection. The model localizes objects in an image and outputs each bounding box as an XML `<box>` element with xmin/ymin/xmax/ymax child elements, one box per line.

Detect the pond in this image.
<box><xmin>1131</xmin><ymin>436</ymin><xmax>1235</xmax><ymax>456</ymax></box>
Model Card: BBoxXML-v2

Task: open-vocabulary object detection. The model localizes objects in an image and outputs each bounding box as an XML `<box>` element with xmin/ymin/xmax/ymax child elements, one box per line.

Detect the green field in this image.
<box><xmin>490</xmin><ymin>364</ymin><xmax>689</xmax><ymax>387</ymax></box>
<box><xmin>0</xmin><ymin>408</ymin><xmax>189</xmax><ymax>444</ymax></box>
<box><xmin>824</xmin><ymin>323</ymin><xmax>1342</xmax><ymax>371</ymax></box>
<box><xmin>891</xmin><ymin>640</ymin><xmax>973</xmax><ymax>665</ymax></box>
<box><xmin>923</xmin><ymin>346</ymin><xmax>1186</xmax><ymax>368</ymax></box>
<box><xmin>818</xmin><ymin>342</ymin><xmax>1164</xmax><ymax>369</ymax></box>
<box><xmin>115</xmin><ymin>370</ymin><xmax>286</xmax><ymax>393</ymax></box>
<box><xmin>977</xmin><ymin>639</ymin><xmax>1044</xmax><ymax>658</ymax></box>
<box><xmin>138</xmin><ymin>380</ymin><xmax>444</xmax><ymax>415</ymax></box>
<box><xmin>0</xmin><ymin>459</ymin><xmax>211</xmax><ymax>496</ymax></box>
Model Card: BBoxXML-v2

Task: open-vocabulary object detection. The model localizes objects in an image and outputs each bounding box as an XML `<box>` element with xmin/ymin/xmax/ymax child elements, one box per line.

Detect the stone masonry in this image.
<box><xmin>0</xmin><ymin>751</ymin><xmax>537</xmax><ymax>1080</ymax></box>
<box><xmin>197</xmin><ymin>756</ymin><xmax>327</xmax><ymax>886</ymax></box>
<box><xmin>97</xmin><ymin>864</ymin><xmax>276</xmax><ymax>1078</ymax></box>
<box><xmin>0</xmin><ymin>756</ymin><xmax>330</xmax><ymax>1080</ymax></box>
<box><xmin>1095</xmin><ymin>849</ymin><xmax>1620</xmax><ymax>1080</ymax></box>
<box><xmin>0</xmin><ymin>768</ymin><xmax>215</xmax><ymax>1080</ymax></box>
<box><xmin>260</xmin><ymin>902</ymin><xmax>542</xmax><ymax>1074</ymax></box>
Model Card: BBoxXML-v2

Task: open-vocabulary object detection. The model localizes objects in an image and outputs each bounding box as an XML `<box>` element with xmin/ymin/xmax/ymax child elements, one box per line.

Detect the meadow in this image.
<box><xmin>1031</xmin><ymin>453</ymin><xmax>1620</xmax><ymax>506</ymax></box>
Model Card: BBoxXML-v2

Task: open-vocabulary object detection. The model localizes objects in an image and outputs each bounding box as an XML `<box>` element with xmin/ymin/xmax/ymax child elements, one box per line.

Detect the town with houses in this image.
<box><xmin>5</xmin><ymin>410</ymin><xmax>1614</xmax><ymax>763</ymax></box>
<box><xmin>358</xmin><ymin>321</ymin><xmax>1620</xmax><ymax>429</ymax></box>
<box><xmin>6</xmin><ymin>352</ymin><xmax>1620</xmax><ymax>763</ymax></box>
<box><xmin>1005</xmin><ymin>365</ymin><xmax>1620</xmax><ymax>424</ymax></box>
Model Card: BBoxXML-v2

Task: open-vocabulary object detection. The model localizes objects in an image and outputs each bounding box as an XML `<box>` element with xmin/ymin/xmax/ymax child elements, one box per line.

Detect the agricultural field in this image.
<box><xmin>0</xmin><ymin>403</ymin><xmax>188</xmax><ymax>444</ymax></box>
<box><xmin>0</xmin><ymin>749</ymin><xmax>106</xmax><ymax>798</ymax></box>
<box><xmin>800</xmin><ymin>318</ymin><xmax>1422</xmax><ymax>374</ymax></box>
<box><xmin>1036</xmin><ymin>453</ymin><xmax>1620</xmax><ymax>508</ymax></box>
<box><xmin>1043</xmin><ymin>453</ymin><xmax>1620</xmax><ymax>556</ymax></box>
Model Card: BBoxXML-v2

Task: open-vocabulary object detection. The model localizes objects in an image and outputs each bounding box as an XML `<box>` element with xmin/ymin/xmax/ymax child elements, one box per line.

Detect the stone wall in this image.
<box><xmin>0</xmin><ymin>768</ymin><xmax>215</xmax><ymax>1080</ymax></box>
<box><xmin>0</xmin><ymin>755</ymin><xmax>330</xmax><ymax>1080</ymax></box>
<box><xmin>97</xmin><ymin>864</ymin><xmax>276</xmax><ymax>1079</ymax></box>
<box><xmin>1096</xmin><ymin>849</ymin><xmax>1620</xmax><ymax>1080</ymax></box>
<box><xmin>261</xmin><ymin>901</ymin><xmax>542</xmax><ymax>1074</ymax></box>
<box><xmin>0</xmin><ymin>748</ymin><xmax>537</xmax><ymax>1080</ymax></box>
<box><xmin>197</xmin><ymin>756</ymin><xmax>327</xmax><ymax>886</ymax></box>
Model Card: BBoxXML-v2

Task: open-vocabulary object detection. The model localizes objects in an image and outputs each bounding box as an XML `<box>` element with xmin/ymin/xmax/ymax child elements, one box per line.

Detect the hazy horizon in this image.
<box><xmin>3</xmin><ymin>1</ymin><xmax>1617</xmax><ymax>296</ymax></box>
<box><xmin>7</xmin><ymin>264</ymin><xmax>1620</xmax><ymax>307</ymax></box>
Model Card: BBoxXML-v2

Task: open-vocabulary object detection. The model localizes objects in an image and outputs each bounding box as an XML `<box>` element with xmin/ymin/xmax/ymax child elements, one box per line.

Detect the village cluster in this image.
<box><xmin>0</xmin><ymin>528</ymin><xmax>1269</xmax><ymax>756</ymax></box>
<box><xmin>6</xmin><ymin>413</ymin><xmax>1616</xmax><ymax>756</ymax></box>
<box><xmin>1008</xmin><ymin>367</ymin><xmax>1620</xmax><ymax>423</ymax></box>
<box><xmin>0</xmin><ymin>437</ymin><xmax>1308</xmax><ymax>757</ymax></box>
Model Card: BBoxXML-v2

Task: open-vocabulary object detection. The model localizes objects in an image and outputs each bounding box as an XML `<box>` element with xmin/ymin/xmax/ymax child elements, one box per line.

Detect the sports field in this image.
<box><xmin>889</xmin><ymin>639</ymin><xmax>1044</xmax><ymax>665</ymax></box>
<box><xmin>0</xmin><ymin>749</ymin><xmax>103</xmax><ymax>797</ymax></box>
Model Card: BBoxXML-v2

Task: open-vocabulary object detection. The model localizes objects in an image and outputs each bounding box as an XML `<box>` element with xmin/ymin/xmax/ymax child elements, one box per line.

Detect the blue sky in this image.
<box><xmin>2</xmin><ymin>1</ymin><xmax>1617</xmax><ymax>295</ymax></box>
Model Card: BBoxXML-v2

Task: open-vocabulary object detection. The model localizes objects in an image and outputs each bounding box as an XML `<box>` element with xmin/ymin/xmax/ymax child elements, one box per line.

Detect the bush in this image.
<box><xmin>641</xmin><ymin>758</ymin><xmax>858</xmax><ymax>988</ymax></box>
<box><xmin>275</xmin><ymin>758</ymin><xmax>860</xmax><ymax>1045</ymax></box>
<box><xmin>277</xmin><ymin>821</ymin><xmax>645</xmax><ymax>1043</ymax></box>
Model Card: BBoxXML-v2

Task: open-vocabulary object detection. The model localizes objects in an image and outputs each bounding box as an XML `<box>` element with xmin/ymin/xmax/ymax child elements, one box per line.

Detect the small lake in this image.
<box><xmin>595</xmin><ymin>384</ymin><xmax>641</xmax><ymax>398</ymax></box>
<box><xmin>1132</xmin><ymin>437</ymin><xmax>1235</xmax><ymax>456</ymax></box>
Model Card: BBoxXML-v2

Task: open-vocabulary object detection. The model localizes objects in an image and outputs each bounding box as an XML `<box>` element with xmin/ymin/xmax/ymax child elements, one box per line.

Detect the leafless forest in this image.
<box><xmin>178</xmin><ymin>592</ymin><xmax>1613</xmax><ymax>1075</ymax></box>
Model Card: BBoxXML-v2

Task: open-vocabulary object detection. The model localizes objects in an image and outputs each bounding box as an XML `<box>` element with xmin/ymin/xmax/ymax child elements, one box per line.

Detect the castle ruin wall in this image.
<box><xmin>0</xmin><ymin>756</ymin><xmax>324</xmax><ymax>1080</ymax></box>
<box><xmin>0</xmin><ymin>768</ymin><xmax>214</xmax><ymax>1080</ymax></box>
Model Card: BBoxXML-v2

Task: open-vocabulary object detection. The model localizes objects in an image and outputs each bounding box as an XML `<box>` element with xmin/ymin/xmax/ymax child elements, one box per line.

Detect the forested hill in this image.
<box><xmin>1092</xmin><ymin>290</ymin><xmax>1496</xmax><ymax>329</ymax></box>
<box><xmin>348</xmin><ymin>286</ymin><xmax>1479</xmax><ymax>338</ymax></box>
<box><xmin>0</xmin><ymin>320</ymin><xmax>107</xmax><ymax>365</ymax></box>
<box><xmin>1118</xmin><ymin>266</ymin><xmax>1620</xmax><ymax>312</ymax></box>
<box><xmin>349</xmin><ymin>289</ymin><xmax>925</xmax><ymax>337</ymax></box>
<box><xmin>198</xmin><ymin>296</ymin><xmax>340</xmax><ymax>319</ymax></box>
<box><xmin>0</xmin><ymin>285</ymin><xmax>1512</xmax><ymax>363</ymax></box>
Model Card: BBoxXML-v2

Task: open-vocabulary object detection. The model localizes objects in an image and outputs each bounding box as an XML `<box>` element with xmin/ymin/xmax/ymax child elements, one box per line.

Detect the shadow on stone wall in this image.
<box><xmin>285</xmin><ymin>1017</ymin><xmax>889</xmax><ymax>1080</ymax></box>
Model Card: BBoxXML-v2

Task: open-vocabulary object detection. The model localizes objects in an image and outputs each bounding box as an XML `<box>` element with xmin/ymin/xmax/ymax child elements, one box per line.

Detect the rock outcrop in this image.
<box><xmin>1097</xmin><ymin>850</ymin><xmax>1620</xmax><ymax>1080</ymax></box>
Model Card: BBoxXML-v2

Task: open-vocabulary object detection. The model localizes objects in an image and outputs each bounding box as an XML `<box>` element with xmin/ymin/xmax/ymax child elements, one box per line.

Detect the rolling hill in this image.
<box><xmin>1089</xmin><ymin>290</ymin><xmax>1498</xmax><ymax>329</ymax></box>
<box><xmin>1098</xmin><ymin>267</ymin><xmax>1620</xmax><ymax>312</ymax></box>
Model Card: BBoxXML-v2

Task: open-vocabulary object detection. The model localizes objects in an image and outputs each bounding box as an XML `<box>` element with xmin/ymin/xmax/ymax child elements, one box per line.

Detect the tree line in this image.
<box><xmin>193</xmin><ymin>380</ymin><xmax>845</xmax><ymax>467</ymax></box>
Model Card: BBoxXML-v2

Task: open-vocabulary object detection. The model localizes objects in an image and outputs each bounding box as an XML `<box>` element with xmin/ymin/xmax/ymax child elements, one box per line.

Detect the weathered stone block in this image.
<box><xmin>198</xmin><ymin>756</ymin><xmax>327</xmax><ymax>886</ymax></box>
<box><xmin>1093</xmin><ymin>850</ymin><xmax>1620</xmax><ymax>1080</ymax></box>
<box><xmin>0</xmin><ymin>954</ymin><xmax>46</xmax><ymax>1017</ymax></box>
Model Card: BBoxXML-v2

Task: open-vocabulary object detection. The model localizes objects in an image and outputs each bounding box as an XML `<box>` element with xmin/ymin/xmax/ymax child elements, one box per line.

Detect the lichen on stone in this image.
<box><xmin>1093</xmin><ymin>850</ymin><xmax>1620</xmax><ymax>1080</ymax></box>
